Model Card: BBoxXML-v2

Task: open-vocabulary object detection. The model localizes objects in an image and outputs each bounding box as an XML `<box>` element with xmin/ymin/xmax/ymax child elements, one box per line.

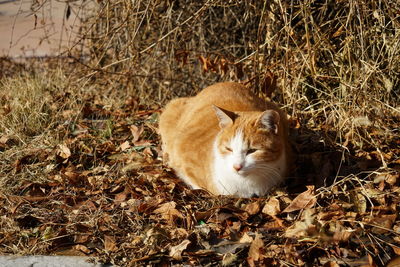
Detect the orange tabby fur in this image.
<box><xmin>159</xmin><ymin>82</ymin><xmax>290</xmax><ymax>197</ymax></box>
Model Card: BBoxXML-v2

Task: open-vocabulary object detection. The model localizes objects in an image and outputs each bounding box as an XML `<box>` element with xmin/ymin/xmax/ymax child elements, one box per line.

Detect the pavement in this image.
<box><xmin>0</xmin><ymin>0</ymin><xmax>88</xmax><ymax>58</ymax></box>
<box><xmin>0</xmin><ymin>255</ymin><xmax>112</xmax><ymax>267</ymax></box>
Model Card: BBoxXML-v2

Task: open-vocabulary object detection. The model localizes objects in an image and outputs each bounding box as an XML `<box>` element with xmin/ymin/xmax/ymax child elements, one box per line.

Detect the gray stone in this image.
<box><xmin>0</xmin><ymin>255</ymin><xmax>112</xmax><ymax>267</ymax></box>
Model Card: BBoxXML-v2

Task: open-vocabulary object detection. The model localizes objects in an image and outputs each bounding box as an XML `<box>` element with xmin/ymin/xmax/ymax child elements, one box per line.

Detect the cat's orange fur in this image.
<box><xmin>159</xmin><ymin>82</ymin><xmax>290</xmax><ymax>197</ymax></box>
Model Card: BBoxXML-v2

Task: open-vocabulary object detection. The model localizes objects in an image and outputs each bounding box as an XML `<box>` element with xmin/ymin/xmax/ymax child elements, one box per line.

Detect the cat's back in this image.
<box><xmin>196</xmin><ymin>82</ymin><xmax>260</xmax><ymax>108</ymax></box>
<box><xmin>194</xmin><ymin>82</ymin><xmax>280</xmax><ymax>114</ymax></box>
<box><xmin>195</xmin><ymin>82</ymin><xmax>247</xmax><ymax>99</ymax></box>
<box><xmin>160</xmin><ymin>82</ymin><xmax>283</xmax><ymax>138</ymax></box>
<box><xmin>173</xmin><ymin>82</ymin><xmax>265</xmax><ymax>124</ymax></box>
<box><xmin>161</xmin><ymin>82</ymin><xmax>251</xmax><ymax>131</ymax></box>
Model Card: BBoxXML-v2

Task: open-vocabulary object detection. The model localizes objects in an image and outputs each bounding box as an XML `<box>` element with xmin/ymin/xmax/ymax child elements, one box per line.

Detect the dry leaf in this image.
<box><xmin>262</xmin><ymin>70</ymin><xmax>276</xmax><ymax>98</ymax></box>
<box><xmin>0</xmin><ymin>135</ymin><xmax>9</xmax><ymax>144</ymax></box>
<box><xmin>391</xmin><ymin>245</ymin><xmax>400</xmax><ymax>255</ymax></box>
<box><xmin>323</xmin><ymin>262</ymin><xmax>340</xmax><ymax>267</ymax></box>
<box><xmin>219</xmin><ymin>58</ymin><xmax>229</xmax><ymax>75</ymax></box>
<box><xmin>387</xmin><ymin>256</ymin><xmax>400</xmax><ymax>267</ymax></box>
<box><xmin>368</xmin><ymin>254</ymin><xmax>377</xmax><ymax>267</ymax></box>
<box><xmin>114</xmin><ymin>188</ymin><xmax>129</xmax><ymax>203</ymax></box>
<box><xmin>385</xmin><ymin>173</ymin><xmax>398</xmax><ymax>185</ymax></box>
<box><xmin>58</xmin><ymin>144</ymin><xmax>71</xmax><ymax>159</ymax></box>
<box><xmin>245</xmin><ymin>201</ymin><xmax>260</xmax><ymax>215</ymax></box>
<box><xmin>130</xmin><ymin>125</ymin><xmax>144</xmax><ymax>142</ymax></box>
<box><xmin>74</xmin><ymin>234</ymin><xmax>90</xmax><ymax>243</ymax></box>
<box><xmin>262</xmin><ymin>216</ymin><xmax>285</xmax><ymax>230</ymax></box>
<box><xmin>332</xmin><ymin>222</ymin><xmax>353</xmax><ymax>242</ymax></box>
<box><xmin>104</xmin><ymin>235</ymin><xmax>118</xmax><ymax>252</ymax></box>
<box><xmin>63</xmin><ymin>170</ymin><xmax>80</xmax><ymax>184</ymax></box>
<box><xmin>248</xmin><ymin>233</ymin><xmax>264</xmax><ymax>266</ymax></box>
<box><xmin>367</xmin><ymin>214</ymin><xmax>397</xmax><ymax>234</ymax></box>
<box><xmin>170</xmin><ymin>228</ymin><xmax>189</xmax><ymax>240</ymax></box>
<box><xmin>262</xmin><ymin>197</ymin><xmax>280</xmax><ymax>216</ymax></box>
<box><xmin>153</xmin><ymin>201</ymin><xmax>183</xmax><ymax>224</ymax></box>
<box><xmin>119</xmin><ymin>141</ymin><xmax>131</xmax><ymax>151</ymax></box>
<box><xmin>74</xmin><ymin>244</ymin><xmax>91</xmax><ymax>254</ymax></box>
<box><xmin>239</xmin><ymin>232</ymin><xmax>254</xmax><ymax>244</ymax></box>
<box><xmin>169</xmin><ymin>239</ymin><xmax>191</xmax><ymax>260</ymax></box>
<box><xmin>133</xmin><ymin>140</ymin><xmax>152</xmax><ymax>147</ymax></box>
<box><xmin>199</xmin><ymin>55</ymin><xmax>211</xmax><ymax>72</ymax></box>
<box><xmin>283</xmin><ymin>186</ymin><xmax>316</xmax><ymax>213</ymax></box>
<box><xmin>285</xmin><ymin>209</ymin><xmax>317</xmax><ymax>238</ymax></box>
<box><xmin>143</xmin><ymin>147</ymin><xmax>154</xmax><ymax>157</ymax></box>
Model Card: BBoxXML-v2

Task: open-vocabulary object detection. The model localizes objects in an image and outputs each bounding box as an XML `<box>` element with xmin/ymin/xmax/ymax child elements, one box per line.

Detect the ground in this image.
<box><xmin>1</xmin><ymin>0</ymin><xmax>400</xmax><ymax>266</ymax></box>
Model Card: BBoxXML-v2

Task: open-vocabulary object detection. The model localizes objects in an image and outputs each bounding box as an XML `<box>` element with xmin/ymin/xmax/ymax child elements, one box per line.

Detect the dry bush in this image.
<box><xmin>75</xmin><ymin>0</ymin><xmax>399</xmax><ymax>152</ymax></box>
<box><xmin>79</xmin><ymin>1</ymin><xmax>266</xmax><ymax>99</ymax></box>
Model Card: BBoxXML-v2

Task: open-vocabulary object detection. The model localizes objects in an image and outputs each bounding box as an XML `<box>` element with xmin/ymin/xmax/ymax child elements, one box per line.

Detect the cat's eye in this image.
<box><xmin>247</xmin><ymin>148</ymin><xmax>257</xmax><ymax>155</ymax></box>
<box><xmin>225</xmin><ymin>146</ymin><xmax>233</xmax><ymax>152</ymax></box>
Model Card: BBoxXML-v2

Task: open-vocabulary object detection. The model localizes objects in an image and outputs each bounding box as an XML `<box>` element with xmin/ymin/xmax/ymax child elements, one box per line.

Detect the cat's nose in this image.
<box><xmin>233</xmin><ymin>164</ymin><xmax>242</xmax><ymax>171</ymax></box>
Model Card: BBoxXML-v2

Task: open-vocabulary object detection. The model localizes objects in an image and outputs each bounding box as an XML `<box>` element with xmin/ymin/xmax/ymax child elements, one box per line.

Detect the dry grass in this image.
<box><xmin>0</xmin><ymin>0</ymin><xmax>399</xmax><ymax>266</ymax></box>
<box><xmin>1</xmin><ymin>70</ymin><xmax>66</xmax><ymax>138</ymax></box>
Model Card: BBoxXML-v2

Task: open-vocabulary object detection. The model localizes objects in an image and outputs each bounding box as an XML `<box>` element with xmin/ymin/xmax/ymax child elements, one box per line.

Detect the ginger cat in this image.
<box><xmin>159</xmin><ymin>82</ymin><xmax>290</xmax><ymax>197</ymax></box>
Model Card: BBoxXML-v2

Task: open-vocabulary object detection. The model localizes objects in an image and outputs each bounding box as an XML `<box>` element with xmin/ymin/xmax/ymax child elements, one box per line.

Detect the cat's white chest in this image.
<box><xmin>212</xmin><ymin>155</ymin><xmax>286</xmax><ymax>197</ymax></box>
<box><xmin>213</xmin><ymin>163</ymin><xmax>260</xmax><ymax>197</ymax></box>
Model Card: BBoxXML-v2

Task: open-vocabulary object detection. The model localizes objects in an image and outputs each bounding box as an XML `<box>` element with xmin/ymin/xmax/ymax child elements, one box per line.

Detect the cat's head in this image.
<box><xmin>213</xmin><ymin>105</ymin><xmax>284</xmax><ymax>175</ymax></box>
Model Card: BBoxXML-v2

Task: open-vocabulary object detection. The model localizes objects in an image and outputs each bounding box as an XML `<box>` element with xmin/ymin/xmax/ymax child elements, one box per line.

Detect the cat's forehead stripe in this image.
<box><xmin>230</xmin><ymin>129</ymin><xmax>246</xmax><ymax>151</ymax></box>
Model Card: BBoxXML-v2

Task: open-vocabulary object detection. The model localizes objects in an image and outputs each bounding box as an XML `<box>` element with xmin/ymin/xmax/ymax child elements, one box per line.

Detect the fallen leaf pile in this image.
<box><xmin>0</xmin><ymin>89</ymin><xmax>399</xmax><ymax>267</ymax></box>
<box><xmin>0</xmin><ymin>48</ymin><xmax>399</xmax><ymax>265</ymax></box>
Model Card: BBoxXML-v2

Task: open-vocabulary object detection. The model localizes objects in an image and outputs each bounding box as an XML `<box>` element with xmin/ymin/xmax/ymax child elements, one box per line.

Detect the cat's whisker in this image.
<box><xmin>252</xmin><ymin>165</ymin><xmax>281</xmax><ymax>176</ymax></box>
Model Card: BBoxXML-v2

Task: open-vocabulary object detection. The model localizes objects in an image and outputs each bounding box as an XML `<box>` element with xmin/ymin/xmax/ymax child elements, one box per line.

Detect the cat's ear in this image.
<box><xmin>213</xmin><ymin>105</ymin><xmax>236</xmax><ymax>128</ymax></box>
<box><xmin>260</xmin><ymin>110</ymin><xmax>280</xmax><ymax>134</ymax></box>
